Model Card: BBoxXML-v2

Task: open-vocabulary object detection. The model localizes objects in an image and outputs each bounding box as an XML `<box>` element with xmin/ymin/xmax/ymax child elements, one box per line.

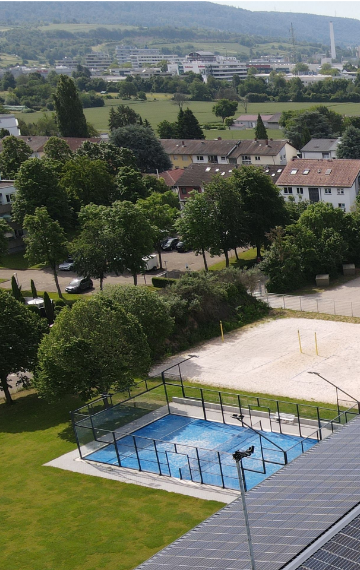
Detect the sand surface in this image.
<box><xmin>150</xmin><ymin>318</ymin><xmax>360</xmax><ymax>405</ymax></box>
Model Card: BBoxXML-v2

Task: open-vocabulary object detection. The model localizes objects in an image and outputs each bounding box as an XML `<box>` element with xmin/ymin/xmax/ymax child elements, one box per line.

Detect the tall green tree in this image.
<box><xmin>110</xmin><ymin>124</ymin><xmax>172</xmax><ymax>173</ymax></box>
<box><xmin>108</xmin><ymin>104</ymin><xmax>142</xmax><ymax>130</ymax></box>
<box><xmin>53</xmin><ymin>75</ymin><xmax>89</xmax><ymax>137</ymax></box>
<box><xmin>43</xmin><ymin>137</ymin><xmax>72</xmax><ymax>163</ymax></box>
<box><xmin>0</xmin><ymin>136</ymin><xmax>32</xmax><ymax>178</ymax></box>
<box><xmin>212</xmin><ymin>99</ymin><xmax>238</xmax><ymax>123</ymax></box>
<box><xmin>108</xmin><ymin>201</ymin><xmax>154</xmax><ymax>285</ymax></box>
<box><xmin>60</xmin><ymin>156</ymin><xmax>116</xmax><ymax>211</ymax></box>
<box><xmin>0</xmin><ymin>289</ymin><xmax>45</xmax><ymax>405</ymax></box>
<box><xmin>177</xmin><ymin>108</ymin><xmax>204</xmax><ymax>139</ymax></box>
<box><xmin>137</xmin><ymin>193</ymin><xmax>179</xmax><ymax>269</ymax></box>
<box><xmin>157</xmin><ymin>119</ymin><xmax>178</xmax><ymax>139</ymax></box>
<box><xmin>232</xmin><ymin>166</ymin><xmax>287</xmax><ymax>258</ymax></box>
<box><xmin>254</xmin><ymin>113</ymin><xmax>268</xmax><ymax>140</ymax></box>
<box><xmin>176</xmin><ymin>191</ymin><xmax>215</xmax><ymax>271</ymax></box>
<box><xmin>34</xmin><ymin>296</ymin><xmax>151</xmax><ymax>401</ymax></box>
<box><xmin>23</xmin><ymin>207</ymin><xmax>68</xmax><ymax>299</ymax></box>
<box><xmin>337</xmin><ymin>126</ymin><xmax>360</xmax><ymax>159</ymax></box>
<box><xmin>115</xmin><ymin>167</ymin><xmax>149</xmax><ymax>203</ymax></box>
<box><xmin>283</xmin><ymin>111</ymin><xmax>333</xmax><ymax>150</ymax></box>
<box><xmin>12</xmin><ymin>158</ymin><xmax>71</xmax><ymax>227</ymax></box>
<box><xmin>0</xmin><ymin>218</ymin><xmax>9</xmax><ymax>261</ymax></box>
<box><xmin>70</xmin><ymin>204</ymin><xmax>111</xmax><ymax>291</ymax></box>
<box><xmin>75</xmin><ymin>141</ymin><xmax>137</xmax><ymax>175</ymax></box>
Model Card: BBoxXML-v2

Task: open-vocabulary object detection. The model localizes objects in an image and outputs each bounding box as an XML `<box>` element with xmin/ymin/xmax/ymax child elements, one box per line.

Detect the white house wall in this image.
<box><xmin>280</xmin><ymin>184</ymin><xmax>357</xmax><ymax>212</ymax></box>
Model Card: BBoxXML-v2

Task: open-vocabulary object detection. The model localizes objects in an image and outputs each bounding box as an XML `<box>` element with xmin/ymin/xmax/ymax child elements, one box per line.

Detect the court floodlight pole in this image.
<box><xmin>233</xmin><ymin>448</ymin><xmax>256</xmax><ymax>570</ymax></box>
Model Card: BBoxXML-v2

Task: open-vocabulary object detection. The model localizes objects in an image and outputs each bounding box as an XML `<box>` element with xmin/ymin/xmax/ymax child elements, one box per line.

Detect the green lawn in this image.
<box><xmin>0</xmin><ymin>251</ymin><xmax>44</xmax><ymax>270</ymax></box>
<box><xmin>16</xmin><ymin>98</ymin><xmax>360</xmax><ymax>138</ymax></box>
<box><xmin>0</xmin><ymin>390</ymin><xmax>223</xmax><ymax>570</ymax></box>
<box><xmin>209</xmin><ymin>248</ymin><xmax>257</xmax><ymax>271</ymax></box>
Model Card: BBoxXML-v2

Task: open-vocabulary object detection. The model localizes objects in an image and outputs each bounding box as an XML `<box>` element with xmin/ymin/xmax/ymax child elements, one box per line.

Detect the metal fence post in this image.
<box><xmin>200</xmin><ymin>388</ymin><xmax>207</xmax><ymax>420</ymax></box>
<box><xmin>196</xmin><ymin>447</ymin><xmax>203</xmax><ymax>484</ymax></box>
<box><xmin>283</xmin><ymin>295</ymin><xmax>285</xmax><ymax>309</ymax></box>
<box><xmin>219</xmin><ymin>391</ymin><xmax>225</xmax><ymax>424</ymax></box>
<box><xmin>133</xmin><ymin>436</ymin><xmax>142</xmax><ymax>470</ymax></box>
<box><xmin>113</xmin><ymin>432</ymin><xmax>121</xmax><ymax>467</ymax></box>
<box><xmin>217</xmin><ymin>452</ymin><xmax>225</xmax><ymax>488</ymax></box>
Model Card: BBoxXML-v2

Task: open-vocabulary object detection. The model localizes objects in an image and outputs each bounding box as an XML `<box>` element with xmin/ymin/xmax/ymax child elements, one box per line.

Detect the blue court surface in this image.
<box><xmin>85</xmin><ymin>415</ymin><xmax>317</xmax><ymax>491</ymax></box>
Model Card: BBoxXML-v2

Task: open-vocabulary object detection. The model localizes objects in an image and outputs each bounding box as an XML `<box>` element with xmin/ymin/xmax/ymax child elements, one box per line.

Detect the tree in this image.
<box><xmin>254</xmin><ymin>113</ymin><xmax>268</xmax><ymax>140</ymax></box>
<box><xmin>70</xmin><ymin>204</ymin><xmax>111</xmax><ymax>291</ymax></box>
<box><xmin>284</xmin><ymin>111</ymin><xmax>333</xmax><ymax>150</ymax></box>
<box><xmin>337</xmin><ymin>126</ymin><xmax>360</xmax><ymax>159</ymax></box>
<box><xmin>108</xmin><ymin>201</ymin><xmax>154</xmax><ymax>285</ymax></box>
<box><xmin>60</xmin><ymin>156</ymin><xmax>116</xmax><ymax>210</ymax></box>
<box><xmin>115</xmin><ymin>167</ymin><xmax>149</xmax><ymax>203</ymax></box>
<box><xmin>23</xmin><ymin>207</ymin><xmax>68</xmax><ymax>299</ymax></box>
<box><xmin>294</xmin><ymin>62</ymin><xmax>309</xmax><ymax>74</ymax></box>
<box><xmin>53</xmin><ymin>75</ymin><xmax>89</xmax><ymax>137</ymax></box>
<box><xmin>0</xmin><ymin>136</ymin><xmax>32</xmax><ymax>178</ymax></box>
<box><xmin>2</xmin><ymin>71</ymin><xmax>16</xmax><ymax>90</ymax></box>
<box><xmin>157</xmin><ymin>119</ymin><xmax>178</xmax><ymax>139</ymax></box>
<box><xmin>101</xmin><ymin>285</ymin><xmax>174</xmax><ymax>358</ymax></box>
<box><xmin>43</xmin><ymin>291</ymin><xmax>55</xmax><ymax>325</ymax></box>
<box><xmin>75</xmin><ymin>141</ymin><xmax>137</xmax><ymax>175</ymax></box>
<box><xmin>177</xmin><ymin>108</ymin><xmax>204</xmax><ymax>139</ymax></box>
<box><xmin>30</xmin><ymin>279</ymin><xmax>38</xmax><ymax>299</ymax></box>
<box><xmin>34</xmin><ymin>296</ymin><xmax>151</xmax><ymax>401</ymax></box>
<box><xmin>172</xmin><ymin>92</ymin><xmax>187</xmax><ymax>108</ymax></box>
<box><xmin>43</xmin><ymin>137</ymin><xmax>72</xmax><ymax>163</ymax></box>
<box><xmin>0</xmin><ymin>128</ymin><xmax>10</xmax><ymax>139</ymax></box>
<box><xmin>11</xmin><ymin>275</ymin><xmax>24</xmax><ymax>303</ymax></box>
<box><xmin>110</xmin><ymin>124</ymin><xmax>172</xmax><ymax>173</ymax></box>
<box><xmin>118</xmin><ymin>81</ymin><xmax>138</xmax><ymax>99</ymax></box>
<box><xmin>212</xmin><ymin>99</ymin><xmax>238</xmax><ymax>123</ymax></box>
<box><xmin>12</xmin><ymin>158</ymin><xmax>71</xmax><ymax>227</ymax></box>
<box><xmin>108</xmin><ymin>104</ymin><xmax>141</xmax><ymax>130</ymax></box>
<box><xmin>176</xmin><ymin>191</ymin><xmax>215</xmax><ymax>271</ymax></box>
<box><xmin>232</xmin><ymin>166</ymin><xmax>287</xmax><ymax>258</ymax></box>
<box><xmin>137</xmin><ymin>193</ymin><xmax>179</xmax><ymax>269</ymax></box>
<box><xmin>0</xmin><ymin>290</ymin><xmax>45</xmax><ymax>404</ymax></box>
<box><xmin>0</xmin><ymin>218</ymin><xmax>9</xmax><ymax>261</ymax></box>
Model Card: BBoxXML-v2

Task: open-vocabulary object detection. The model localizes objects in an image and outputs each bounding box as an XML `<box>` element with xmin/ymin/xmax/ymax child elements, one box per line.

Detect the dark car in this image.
<box><xmin>175</xmin><ymin>241</ymin><xmax>190</xmax><ymax>253</ymax></box>
<box><xmin>65</xmin><ymin>277</ymin><xmax>93</xmax><ymax>294</ymax></box>
<box><xmin>161</xmin><ymin>237</ymin><xmax>179</xmax><ymax>251</ymax></box>
<box><xmin>58</xmin><ymin>257</ymin><xmax>75</xmax><ymax>271</ymax></box>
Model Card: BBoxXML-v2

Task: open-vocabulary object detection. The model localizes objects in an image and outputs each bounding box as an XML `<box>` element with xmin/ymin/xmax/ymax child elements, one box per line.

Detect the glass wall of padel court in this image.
<box><xmin>71</xmin><ymin>369</ymin><xmax>360</xmax><ymax>492</ymax></box>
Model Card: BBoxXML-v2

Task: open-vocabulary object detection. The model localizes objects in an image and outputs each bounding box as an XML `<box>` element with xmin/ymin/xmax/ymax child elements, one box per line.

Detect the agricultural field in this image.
<box><xmin>16</xmin><ymin>97</ymin><xmax>360</xmax><ymax>139</ymax></box>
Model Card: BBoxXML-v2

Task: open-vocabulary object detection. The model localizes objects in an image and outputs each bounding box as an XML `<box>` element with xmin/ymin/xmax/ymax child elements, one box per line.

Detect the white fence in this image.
<box><xmin>255</xmin><ymin>291</ymin><xmax>360</xmax><ymax>318</ymax></box>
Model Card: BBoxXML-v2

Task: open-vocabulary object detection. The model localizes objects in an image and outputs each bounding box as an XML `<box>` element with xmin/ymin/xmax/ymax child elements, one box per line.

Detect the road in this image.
<box><xmin>0</xmin><ymin>249</ymin><xmax>228</xmax><ymax>293</ymax></box>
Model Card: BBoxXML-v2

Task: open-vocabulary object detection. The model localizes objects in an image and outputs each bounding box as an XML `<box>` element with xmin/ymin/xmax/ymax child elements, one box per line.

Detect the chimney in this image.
<box><xmin>265</xmin><ymin>139</ymin><xmax>268</xmax><ymax>145</ymax></box>
<box><xmin>181</xmin><ymin>140</ymin><xmax>185</xmax><ymax>146</ymax></box>
<box><xmin>217</xmin><ymin>137</ymin><xmax>222</xmax><ymax>140</ymax></box>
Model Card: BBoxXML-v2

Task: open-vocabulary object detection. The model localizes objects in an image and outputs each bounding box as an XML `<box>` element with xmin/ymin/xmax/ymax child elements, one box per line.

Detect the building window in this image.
<box><xmin>5</xmin><ymin>194</ymin><xmax>13</xmax><ymax>203</ymax></box>
<box><xmin>241</xmin><ymin>155</ymin><xmax>251</xmax><ymax>164</ymax></box>
<box><xmin>338</xmin><ymin>203</ymin><xmax>346</xmax><ymax>211</ymax></box>
<box><xmin>220</xmin><ymin>156</ymin><xmax>226</xmax><ymax>161</ymax></box>
<box><xmin>180</xmin><ymin>187</ymin><xmax>187</xmax><ymax>195</ymax></box>
<box><xmin>283</xmin><ymin>187</ymin><xmax>293</xmax><ymax>194</ymax></box>
<box><xmin>324</xmin><ymin>188</ymin><xmax>332</xmax><ymax>194</ymax></box>
<box><xmin>182</xmin><ymin>156</ymin><xmax>187</xmax><ymax>162</ymax></box>
<box><xmin>322</xmin><ymin>152</ymin><xmax>330</xmax><ymax>158</ymax></box>
<box><xmin>209</xmin><ymin>155</ymin><xmax>218</xmax><ymax>163</ymax></box>
<box><xmin>197</xmin><ymin>155</ymin><xmax>204</xmax><ymax>161</ymax></box>
<box><xmin>255</xmin><ymin>156</ymin><xmax>261</xmax><ymax>161</ymax></box>
<box><xmin>296</xmin><ymin>187</ymin><xmax>303</xmax><ymax>194</ymax></box>
<box><xmin>173</xmin><ymin>155</ymin><xmax>178</xmax><ymax>160</ymax></box>
<box><xmin>337</xmin><ymin>188</ymin><xmax>344</xmax><ymax>195</ymax></box>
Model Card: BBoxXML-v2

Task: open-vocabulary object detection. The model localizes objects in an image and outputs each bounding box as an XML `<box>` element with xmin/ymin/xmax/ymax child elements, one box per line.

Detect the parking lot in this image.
<box><xmin>0</xmin><ymin>249</ymin><xmax>226</xmax><ymax>293</ymax></box>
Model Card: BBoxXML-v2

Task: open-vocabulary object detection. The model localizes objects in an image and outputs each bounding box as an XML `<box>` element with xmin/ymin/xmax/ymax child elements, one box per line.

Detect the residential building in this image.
<box><xmin>0</xmin><ymin>114</ymin><xmax>20</xmax><ymax>136</ymax></box>
<box><xmin>228</xmin><ymin>139</ymin><xmax>297</xmax><ymax>166</ymax></box>
<box><xmin>173</xmin><ymin>163</ymin><xmax>285</xmax><ymax>208</ymax></box>
<box><xmin>232</xmin><ymin>113</ymin><xmax>282</xmax><ymax>130</ymax></box>
<box><xmin>0</xmin><ymin>136</ymin><xmax>104</xmax><ymax>158</ymax></box>
<box><xmin>300</xmin><ymin>138</ymin><xmax>341</xmax><ymax>159</ymax></box>
<box><xmin>276</xmin><ymin>158</ymin><xmax>360</xmax><ymax>211</ymax></box>
<box><xmin>0</xmin><ymin>181</ymin><xmax>24</xmax><ymax>252</ymax></box>
<box><xmin>156</xmin><ymin>168</ymin><xmax>185</xmax><ymax>190</ymax></box>
<box><xmin>160</xmin><ymin>139</ymin><xmax>239</xmax><ymax>168</ymax></box>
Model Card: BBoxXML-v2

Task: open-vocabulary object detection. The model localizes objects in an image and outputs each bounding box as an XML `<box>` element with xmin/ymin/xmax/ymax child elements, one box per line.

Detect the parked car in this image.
<box><xmin>175</xmin><ymin>241</ymin><xmax>190</xmax><ymax>253</ymax></box>
<box><xmin>65</xmin><ymin>277</ymin><xmax>93</xmax><ymax>293</ymax></box>
<box><xmin>161</xmin><ymin>237</ymin><xmax>179</xmax><ymax>251</ymax></box>
<box><xmin>59</xmin><ymin>257</ymin><xmax>75</xmax><ymax>271</ymax></box>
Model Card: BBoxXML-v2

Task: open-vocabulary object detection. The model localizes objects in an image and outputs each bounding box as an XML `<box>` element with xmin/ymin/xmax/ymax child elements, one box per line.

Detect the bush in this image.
<box><xmin>152</xmin><ymin>276</ymin><xmax>177</xmax><ymax>288</ymax></box>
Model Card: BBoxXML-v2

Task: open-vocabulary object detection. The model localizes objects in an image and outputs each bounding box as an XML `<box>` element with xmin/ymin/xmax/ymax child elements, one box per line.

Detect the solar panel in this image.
<box><xmin>136</xmin><ymin>416</ymin><xmax>360</xmax><ymax>570</ymax></box>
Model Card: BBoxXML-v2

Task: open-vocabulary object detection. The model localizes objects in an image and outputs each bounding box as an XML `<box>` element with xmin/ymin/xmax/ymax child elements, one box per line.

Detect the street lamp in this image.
<box><xmin>233</xmin><ymin>446</ymin><xmax>256</xmax><ymax>570</ymax></box>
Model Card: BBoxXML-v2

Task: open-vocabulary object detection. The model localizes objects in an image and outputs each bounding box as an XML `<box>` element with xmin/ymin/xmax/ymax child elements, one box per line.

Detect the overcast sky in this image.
<box><xmin>215</xmin><ymin>1</ymin><xmax>360</xmax><ymax>20</ymax></box>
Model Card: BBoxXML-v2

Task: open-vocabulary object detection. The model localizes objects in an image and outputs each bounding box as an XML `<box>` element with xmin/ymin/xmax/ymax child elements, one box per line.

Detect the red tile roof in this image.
<box><xmin>158</xmin><ymin>169</ymin><xmax>185</xmax><ymax>187</ymax></box>
<box><xmin>277</xmin><ymin>159</ymin><xmax>360</xmax><ymax>188</ymax></box>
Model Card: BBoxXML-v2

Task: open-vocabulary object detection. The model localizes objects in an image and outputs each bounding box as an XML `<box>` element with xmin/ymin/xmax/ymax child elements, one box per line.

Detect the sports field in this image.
<box><xmin>151</xmin><ymin>317</ymin><xmax>360</xmax><ymax>406</ymax></box>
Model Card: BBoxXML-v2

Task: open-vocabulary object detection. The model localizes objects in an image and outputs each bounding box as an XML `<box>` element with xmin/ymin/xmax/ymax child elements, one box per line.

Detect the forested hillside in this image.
<box><xmin>0</xmin><ymin>1</ymin><xmax>360</xmax><ymax>46</ymax></box>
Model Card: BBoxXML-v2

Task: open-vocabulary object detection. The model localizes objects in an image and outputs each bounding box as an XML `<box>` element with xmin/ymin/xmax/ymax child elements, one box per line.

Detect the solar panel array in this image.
<box><xmin>298</xmin><ymin>515</ymin><xmax>360</xmax><ymax>569</ymax></box>
<box><xmin>136</xmin><ymin>416</ymin><xmax>360</xmax><ymax>570</ymax></box>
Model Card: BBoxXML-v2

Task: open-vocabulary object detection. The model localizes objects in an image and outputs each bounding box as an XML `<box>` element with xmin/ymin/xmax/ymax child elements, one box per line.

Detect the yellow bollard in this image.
<box><xmin>220</xmin><ymin>321</ymin><xmax>224</xmax><ymax>342</ymax></box>
<box><xmin>315</xmin><ymin>332</ymin><xmax>319</xmax><ymax>356</ymax></box>
<box><xmin>298</xmin><ymin>330</ymin><xmax>303</xmax><ymax>354</ymax></box>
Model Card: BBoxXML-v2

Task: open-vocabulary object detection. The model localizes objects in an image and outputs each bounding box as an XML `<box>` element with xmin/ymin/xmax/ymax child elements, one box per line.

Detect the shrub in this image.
<box><xmin>152</xmin><ymin>276</ymin><xmax>176</xmax><ymax>288</ymax></box>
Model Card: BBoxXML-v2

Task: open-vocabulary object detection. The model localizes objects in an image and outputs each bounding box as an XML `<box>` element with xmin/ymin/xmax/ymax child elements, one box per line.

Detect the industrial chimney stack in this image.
<box><xmin>329</xmin><ymin>21</ymin><xmax>336</xmax><ymax>60</ymax></box>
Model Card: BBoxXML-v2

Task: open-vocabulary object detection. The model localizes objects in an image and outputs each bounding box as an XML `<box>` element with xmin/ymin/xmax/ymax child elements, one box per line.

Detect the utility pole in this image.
<box><xmin>290</xmin><ymin>23</ymin><xmax>296</xmax><ymax>63</ymax></box>
<box><xmin>233</xmin><ymin>447</ymin><xmax>256</xmax><ymax>570</ymax></box>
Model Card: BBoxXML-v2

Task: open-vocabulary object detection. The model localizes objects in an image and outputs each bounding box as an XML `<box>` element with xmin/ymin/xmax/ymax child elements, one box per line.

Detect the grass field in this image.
<box><xmin>0</xmin><ymin>389</ymin><xmax>223</xmax><ymax>570</ymax></box>
<box><xmin>18</xmin><ymin>97</ymin><xmax>360</xmax><ymax>139</ymax></box>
